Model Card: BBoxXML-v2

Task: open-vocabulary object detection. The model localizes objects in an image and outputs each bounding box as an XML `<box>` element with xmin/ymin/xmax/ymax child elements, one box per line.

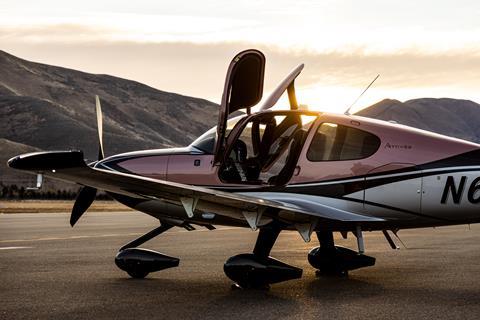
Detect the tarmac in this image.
<box><xmin>1</xmin><ymin>211</ymin><xmax>480</xmax><ymax>320</ymax></box>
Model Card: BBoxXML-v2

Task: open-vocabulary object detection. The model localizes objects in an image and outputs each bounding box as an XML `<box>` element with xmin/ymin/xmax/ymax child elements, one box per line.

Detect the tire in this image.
<box><xmin>127</xmin><ymin>270</ymin><xmax>149</xmax><ymax>279</ymax></box>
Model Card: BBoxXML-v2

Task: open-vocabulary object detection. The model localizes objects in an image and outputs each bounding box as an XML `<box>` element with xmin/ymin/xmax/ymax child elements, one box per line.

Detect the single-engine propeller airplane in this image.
<box><xmin>8</xmin><ymin>49</ymin><xmax>480</xmax><ymax>289</ymax></box>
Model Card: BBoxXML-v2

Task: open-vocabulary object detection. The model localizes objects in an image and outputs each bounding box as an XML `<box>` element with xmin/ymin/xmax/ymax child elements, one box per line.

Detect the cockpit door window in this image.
<box><xmin>214</xmin><ymin>50</ymin><xmax>265</xmax><ymax>165</ymax></box>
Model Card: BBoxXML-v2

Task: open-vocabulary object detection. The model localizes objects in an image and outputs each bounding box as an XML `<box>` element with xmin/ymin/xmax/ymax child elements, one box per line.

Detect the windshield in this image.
<box><xmin>190</xmin><ymin>115</ymin><xmax>245</xmax><ymax>153</ymax></box>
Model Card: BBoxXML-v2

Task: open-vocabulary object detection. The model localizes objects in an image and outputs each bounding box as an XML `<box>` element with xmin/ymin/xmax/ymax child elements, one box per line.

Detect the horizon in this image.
<box><xmin>1</xmin><ymin>0</ymin><xmax>480</xmax><ymax>113</ymax></box>
<box><xmin>3</xmin><ymin>48</ymin><xmax>479</xmax><ymax>113</ymax></box>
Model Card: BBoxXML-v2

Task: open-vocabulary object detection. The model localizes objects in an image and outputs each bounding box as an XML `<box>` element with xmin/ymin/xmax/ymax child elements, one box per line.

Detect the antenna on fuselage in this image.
<box><xmin>344</xmin><ymin>74</ymin><xmax>380</xmax><ymax>115</ymax></box>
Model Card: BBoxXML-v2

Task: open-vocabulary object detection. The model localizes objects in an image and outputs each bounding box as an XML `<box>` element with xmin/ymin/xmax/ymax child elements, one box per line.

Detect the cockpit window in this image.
<box><xmin>307</xmin><ymin>123</ymin><xmax>380</xmax><ymax>161</ymax></box>
<box><xmin>190</xmin><ymin>116</ymin><xmax>245</xmax><ymax>153</ymax></box>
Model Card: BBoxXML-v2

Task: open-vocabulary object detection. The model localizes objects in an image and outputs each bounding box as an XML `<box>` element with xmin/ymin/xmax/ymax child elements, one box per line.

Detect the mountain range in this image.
<box><xmin>356</xmin><ymin>98</ymin><xmax>480</xmax><ymax>143</ymax></box>
<box><xmin>1</xmin><ymin>50</ymin><xmax>480</xmax><ymax>190</ymax></box>
<box><xmin>0</xmin><ymin>50</ymin><xmax>219</xmax><ymax>189</ymax></box>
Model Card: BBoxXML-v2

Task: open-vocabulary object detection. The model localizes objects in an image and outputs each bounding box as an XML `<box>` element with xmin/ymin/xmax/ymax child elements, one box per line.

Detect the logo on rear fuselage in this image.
<box><xmin>441</xmin><ymin>176</ymin><xmax>480</xmax><ymax>204</ymax></box>
<box><xmin>384</xmin><ymin>143</ymin><xmax>412</xmax><ymax>150</ymax></box>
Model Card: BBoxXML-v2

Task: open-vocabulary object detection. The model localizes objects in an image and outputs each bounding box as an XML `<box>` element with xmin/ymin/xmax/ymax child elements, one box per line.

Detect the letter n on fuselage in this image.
<box><xmin>441</xmin><ymin>176</ymin><xmax>466</xmax><ymax>204</ymax></box>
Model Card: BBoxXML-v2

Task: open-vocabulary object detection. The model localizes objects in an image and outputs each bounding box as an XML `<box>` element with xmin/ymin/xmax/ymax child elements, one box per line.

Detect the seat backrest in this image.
<box><xmin>268</xmin><ymin>129</ymin><xmax>307</xmax><ymax>186</ymax></box>
<box><xmin>258</xmin><ymin>118</ymin><xmax>277</xmax><ymax>161</ymax></box>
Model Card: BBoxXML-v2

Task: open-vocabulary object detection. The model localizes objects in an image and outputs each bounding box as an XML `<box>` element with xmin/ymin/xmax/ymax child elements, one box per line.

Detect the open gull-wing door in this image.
<box><xmin>259</xmin><ymin>64</ymin><xmax>304</xmax><ymax>111</ymax></box>
<box><xmin>214</xmin><ymin>49</ymin><xmax>266</xmax><ymax>165</ymax></box>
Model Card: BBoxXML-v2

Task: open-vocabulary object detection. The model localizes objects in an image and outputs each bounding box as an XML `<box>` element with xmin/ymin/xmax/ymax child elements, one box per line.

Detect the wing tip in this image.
<box><xmin>7</xmin><ymin>150</ymin><xmax>86</xmax><ymax>171</ymax></box>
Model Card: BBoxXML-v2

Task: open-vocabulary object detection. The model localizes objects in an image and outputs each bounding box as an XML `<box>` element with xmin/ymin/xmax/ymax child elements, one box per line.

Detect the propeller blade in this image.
<box><xmin>70</xmin><ymin>96</ymin><xmax>104</xmax><ymax>226</ymax></box>
<box><xmin>70</xmin><ymin>186</ymin><xmax>97</xmax><ymax>227</ymax></box>
<box><xmin>95</xmin><ymin>95</ymin><xmax>104</xmax><ymax>160</ymax></box>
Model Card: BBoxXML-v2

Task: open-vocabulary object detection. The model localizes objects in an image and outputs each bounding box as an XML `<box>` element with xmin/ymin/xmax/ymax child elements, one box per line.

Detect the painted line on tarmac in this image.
<box><xmin>0</xmin><ymin>246</ymin><xmax>34</xmax><ymax>250</ymax></box>
<box><xmin>0</xmin><ymin>227</ymin><xmax>239</xmax><ymax>244</ymax></box>
<box><xmin>0</xmin><ymin>233</ymin><xmax>142</xmax><ymax>244</ymax></box>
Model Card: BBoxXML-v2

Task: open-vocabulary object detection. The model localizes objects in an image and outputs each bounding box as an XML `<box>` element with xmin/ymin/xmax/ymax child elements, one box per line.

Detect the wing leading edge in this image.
<box><xmin>8</xmin><ymin>151</ymin><xmax>383</xmax><ymax>229</ymax></box>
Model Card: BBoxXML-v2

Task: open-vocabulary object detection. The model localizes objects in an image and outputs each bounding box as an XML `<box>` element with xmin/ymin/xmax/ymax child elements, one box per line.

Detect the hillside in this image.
<box><xmin>356</xmin><ymin>98</ymin><xmax>480</xmax><ymax>143</ymax></box>
<box><xmin>0</xmin><ymin>50</ymin><xmax>219</xmax><ymax>158</ymax></box>
<box><xmin>0</xmin><ymin>50</ymin><xmax>220</xmax><ymax>190</ymax></box>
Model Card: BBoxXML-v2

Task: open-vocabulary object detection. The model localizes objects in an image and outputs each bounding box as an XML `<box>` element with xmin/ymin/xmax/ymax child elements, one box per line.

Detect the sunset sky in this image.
<box><xmin>1</xmin><ymin>0</ymin><xmax>479</xmax><ymax>113</ymax></box>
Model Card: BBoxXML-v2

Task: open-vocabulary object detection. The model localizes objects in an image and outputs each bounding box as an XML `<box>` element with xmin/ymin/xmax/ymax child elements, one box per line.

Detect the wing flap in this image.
<box><xmin>241</xmin><ymin>192</ymin><xmax>383</xmax><ymax>222</ymax></box>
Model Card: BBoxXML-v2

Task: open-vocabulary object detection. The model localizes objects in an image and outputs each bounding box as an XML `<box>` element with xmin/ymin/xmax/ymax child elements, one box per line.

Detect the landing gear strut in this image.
<box><xmin>224</xmin><ymin>222</ymin><xmax>302</xmax><ymax>289</ymax></box>
<box><xmin>308</xmin><ymin>229</ymin><xmax>375</xmax><ymax>276</ymax></box>
<box><xmin>115</xmin><ymin>222</ymin><xmax>179</xmax><ymax>279</ymax></box>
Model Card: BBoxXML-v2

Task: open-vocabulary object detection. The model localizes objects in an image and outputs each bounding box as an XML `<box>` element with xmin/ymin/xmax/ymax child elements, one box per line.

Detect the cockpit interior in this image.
<box><xmin>219</xmin><ymin>112</ymin><xmax>316</xmax><ymax>185</ymax></box>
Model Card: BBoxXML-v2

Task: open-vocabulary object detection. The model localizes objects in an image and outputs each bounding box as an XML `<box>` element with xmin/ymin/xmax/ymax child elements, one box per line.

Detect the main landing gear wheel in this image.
<box><xmin>223</xmin><ymin>222</ymin><xmax>302</xmax><ymax>289</ymax></box>
<box><xmin>308</xmin><ymin>230</ymin><xmax>375</xmax><ymax>276</ymax></box>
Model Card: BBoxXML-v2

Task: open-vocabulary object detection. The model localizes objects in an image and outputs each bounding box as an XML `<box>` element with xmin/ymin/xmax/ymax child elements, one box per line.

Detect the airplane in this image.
<box><xmin>8</xmin><ymin>49</ymin><xmax>480</xmax><ymax>289</ymax></box>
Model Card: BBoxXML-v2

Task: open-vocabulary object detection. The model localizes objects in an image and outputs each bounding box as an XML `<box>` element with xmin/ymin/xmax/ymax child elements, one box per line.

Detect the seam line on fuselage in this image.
<box><xmin>287</xmin><ymin>166</ymin><xmax>480</xmax><ymax>188</ymax></box>
<box><xmin>340</xmin><ymin>196</ymin><xmax>452</xmax><ymax>222</ymax></box>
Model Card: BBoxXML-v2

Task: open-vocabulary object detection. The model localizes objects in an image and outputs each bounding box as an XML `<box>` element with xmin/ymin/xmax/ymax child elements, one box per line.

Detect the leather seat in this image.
<box><xmin>268</xmin><ymin>129</ymin><xmax>307</xmax><ymax>186</ymax></box>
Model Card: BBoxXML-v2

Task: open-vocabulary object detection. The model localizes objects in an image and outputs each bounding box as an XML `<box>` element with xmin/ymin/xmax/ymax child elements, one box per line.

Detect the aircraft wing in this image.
<box><xmin>8</xmin><ymin>151</ymin><xmax>383</xmax><ymax>231</ymax></box>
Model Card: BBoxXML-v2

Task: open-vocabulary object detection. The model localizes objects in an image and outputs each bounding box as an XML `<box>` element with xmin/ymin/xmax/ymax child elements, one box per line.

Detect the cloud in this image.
<box><xmin>0</xmin><ymin>24</ymin><xmax>114</xmax><ymax>43</ymax></box>
<box><xmin>1</xmin><ymin>27</ymin><xmax>480</xmax><ymax>107</ymax></box>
